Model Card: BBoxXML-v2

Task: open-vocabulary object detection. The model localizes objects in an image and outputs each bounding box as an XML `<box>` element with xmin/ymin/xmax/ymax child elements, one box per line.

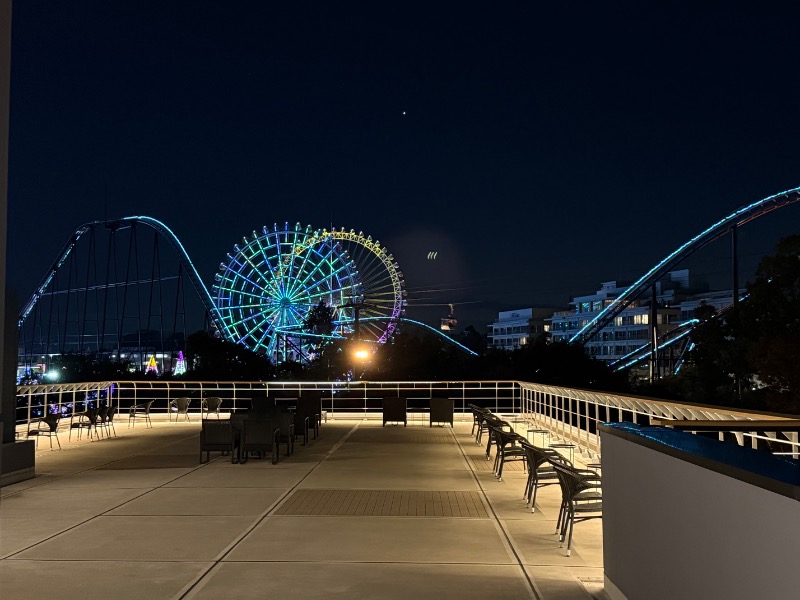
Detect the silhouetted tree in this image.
<box><xmin>643</xmin><ymin>235</ymin><xmax>800</xmax><ymax>413</ymax></box>
<box><xmin>186</xmin><ymin>331</ymin><xmax>274</xmax><ymax>380</ymax></box>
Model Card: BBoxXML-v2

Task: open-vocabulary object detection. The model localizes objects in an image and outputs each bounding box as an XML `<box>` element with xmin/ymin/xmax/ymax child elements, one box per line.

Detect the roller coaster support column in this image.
<box><xmin>732</xmin><ymin>225</ymin><xmax>739</xmax><ymax>313</ymax></box>
<box><xmin>731</xmin><ymin>226</ymin><xmax>742</xmax><ymax>402</ymax></box>
<box><xmin>649</xmin><ymin>283</ymin><xmax>658</xmax><ymax>383</ymax></box>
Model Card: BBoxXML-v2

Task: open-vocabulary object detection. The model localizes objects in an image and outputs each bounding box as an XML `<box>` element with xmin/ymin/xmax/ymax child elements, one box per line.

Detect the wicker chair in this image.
<box><xmin>491</xmin><ymin>425</ymin><xmax>527</xmax><ymax>481</ymax></box>
<box><xmin>276</xmin><ymin>411</ymin><xmax>295</xmax><ymax>456</ymax></box>
<box><xmin>294</xmin><ymin>393</ymin><xmax>322</xmax><ymax>444</ymax></box>
<box><xmin>169</xmin><ymin>397</ymin><xmax>192</xmax><ymax>422</ymax></box>
<box><xmin>96</xmin><ymin>405</ymin><xmax>117</xmax><ymax>438</ymax></box>
<box><xmin>70</xmin><ymin>408</ymin><xmax>99</xmax><ymax>441</ymax></box>
<box><xmin>201</xmin><ymin>396</ymin><xmax>223</xmax><ymax>419</ymax></box>
<box><xmin>27</xmin><ymin>413</ymin><xmax>62</xmax><ymax>450</ymax></box>
<box><xmin>200</xmin><ymin>419</ymin><xmax>236</xmax><ymax>463</ymax></box>
<box><xmin>550</xmin><ymin>460</ymin><xmax>602</xmax><ymax>556</ymax></box>
<box><xmin>430</xmin><ymin>397</ymin><xmax>454</xmax><ymax>428</ymax></box>
<box><xmin>382</xmin><ymin>396</ymin><xmax>407</xmax><ymax>427</ymax></box>
<box><xmin>469</xmin><ymin>404</ymin><xmax>492</xmax><ymax>437</ymax></box>
<box><xmin>522</xmin><ymin>443</ymin><xmax>564</xmax><ymax>512</ymax></box>
<box><xmin>483</xmin><ymin>415</ymin><xmax>510</xmax><ymax>459</ymax></box>
<box><xmin>240</xmin><ymin>418</ymin><xmax>280</xmax><ymax>464</ymax></box>
<box><xmin>129</xmin><ymin>400</ymin><xmax>154</xmax><ymax>428</ymax></box>
<box><xmin>475</xmin><ymin>410</ymin><xmax>501</xmax><ymax>446</ymax></box>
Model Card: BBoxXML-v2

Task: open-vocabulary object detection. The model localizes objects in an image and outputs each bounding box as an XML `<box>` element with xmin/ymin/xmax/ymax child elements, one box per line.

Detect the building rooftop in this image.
<box><xmin>1</xmin><ymin>417</ymin><xmax>603</xmax><ymax>600</ymax></box>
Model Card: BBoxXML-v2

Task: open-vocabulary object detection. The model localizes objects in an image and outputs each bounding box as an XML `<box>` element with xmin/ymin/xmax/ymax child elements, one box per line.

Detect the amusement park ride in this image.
<box><xmin>440</xmin><ymin>304</ymin><xmax>458</xmax><ymax>332</ymax></box>
<box><xmin>15</xmin><ymin>186</ymin><xmax>800</xmax><ymax>377</ymax></box>
<box><xmin>16</xmin><ymin>217</ymin><xmax>475</xmax><ymax>377</ymax></box>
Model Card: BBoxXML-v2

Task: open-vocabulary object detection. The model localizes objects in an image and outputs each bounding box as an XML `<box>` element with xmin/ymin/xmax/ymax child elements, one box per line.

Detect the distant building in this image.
<box><xmin>550</xmin><ymin>269</ymin><xmax>710</xmax><ymax>365</ymax></box>
<box><xmin>679</xmin><ymin>289</ymin><xmax>736</xmax><ymax>321</ymax></box>
<box><xmin>488</xmin><ymin>308</ymin><xmax>554</xmax><ymax>350</ymax></box>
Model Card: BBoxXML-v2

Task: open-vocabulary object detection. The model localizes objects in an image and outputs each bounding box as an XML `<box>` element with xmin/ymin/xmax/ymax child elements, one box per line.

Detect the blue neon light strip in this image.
<box><xmin>569</xmin><ymin>187</ymin><xmax>800</xmax><ymax>344</ymax></box>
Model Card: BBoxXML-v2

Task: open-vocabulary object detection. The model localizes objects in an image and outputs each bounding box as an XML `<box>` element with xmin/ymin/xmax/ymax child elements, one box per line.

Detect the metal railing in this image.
<box><xmin>16</xmin><ymin>379</ymin><xmax>798</xmax><ymax>458</ymax></box>
<box><xmin>519</xmin><ymin>382</ymin><xmax>800</xmax><ymax>458</ymax></box>
<box><xmin>15</xmin><ymin>380</ymin><xmax>522</xmax><ymax>424</ymax></box>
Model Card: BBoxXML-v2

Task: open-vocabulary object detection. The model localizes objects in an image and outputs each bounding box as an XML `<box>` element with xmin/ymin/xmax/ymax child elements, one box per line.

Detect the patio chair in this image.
<box><xmin>276</xmin><ymin>410</ymin><xmax>295</xmax><ymax>456</ymax></box>
<box><xmin>93</xmin><ymin>406</ymin><xmax>109</xmax><ymax>438</ymax></box>
<box><xmin>522</xmin><ymin>443</ymin><xmax>563</xmax><ymax>512</ymax></box>
<box><xmin>169</xmin><ymin>397</ymin><xmax>192</xmax><ymax>422</ymax></box>
<box><xmin>200</xmin><ymin>419</ymin><xmax>236</xmax><ymax>463</ymax></box>
<box><xmin>430</xmin><ymin>397</ymin><xmax>454</xmax><ymax>428</ymax></box>
<box><xmin>550</xmin><ymin>460</ymin><xmax>602</xmax><ymax>556</ymax></box>
<box><xmin>469</xmin><ymin>404</ymin><xmax>492</xmax><ymax>436</ymax></box>
<box><xmin>240</xmin><ymin>418</ymin><xmax>280</xmax><ymax>464</ymax></box>
<box><xmin>201</xmin><ymin>396</ymin><xmax>223</xmax><ymax>419</ymax></box>
<box><xmin>475</xmin><ymin>410</ymin><xmax>501</xmax><ymax>446</ymax></box>
<box><xmin>96</xmin><ymin>405</ymin><xmax>118</xmax><ymax>438</ymax></box>
<box><xmin>382</xmin><ymin>396</ymin><xmax>407</xmax><ymax>427</ymax></box>
<box><xmin>492</xmin><ymin>426</ymin><xmax>527</xmax><ymax>481</ymax></box>
<box><xmin>483</xmin><ymin>415</ymin><xmax>510</xmax><ymax>459</ymax></box>
<box><xmin>70</xmin><ymin>408</ymin><xmax>99</xmax><ymax>441</ymax></box>
<box><xmin>294</xmin><ymin>393</ymin><xmax>322</xmax><ymax>444</ymax></box>
<box><xmin>129</xmin><ymin>400</ymin><xmax>154</xmax><ymax>428</ymax></box>
<box><xmin>306</xmin><ymin>391</ymin><xmax>324</xmax><ymax>433</ymax></box>
<box><xmin>26</xmin><ymin>413</ymin><xmax>62</xmax><ymax>450</ymax></box>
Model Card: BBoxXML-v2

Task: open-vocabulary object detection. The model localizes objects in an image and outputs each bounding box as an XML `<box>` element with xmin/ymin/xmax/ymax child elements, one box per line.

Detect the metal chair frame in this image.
<box><xmin>201</xmin><ymin>396</ymin><xmax>223</xmax><ymax>419</ymax></box>
<box><xmin>129</xmin><ymin>400</ymin><xmax>154</xmax><ymax>428</ymax></box>
<box><xmin>27</xmin><ymin>413</ymin><xmax>62</xmax><ymax>450</ymax></box>
<box><xmin>169</xmin><ymin>397</ymin><xmax>192</xmax><ymax>422</ymax></box>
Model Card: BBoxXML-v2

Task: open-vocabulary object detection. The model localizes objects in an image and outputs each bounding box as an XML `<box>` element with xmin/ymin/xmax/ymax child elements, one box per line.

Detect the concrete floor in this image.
<box><xmin>1</xmin><ymin>417</ymin><xmax>603</xmax><ymax>599</ymax></box>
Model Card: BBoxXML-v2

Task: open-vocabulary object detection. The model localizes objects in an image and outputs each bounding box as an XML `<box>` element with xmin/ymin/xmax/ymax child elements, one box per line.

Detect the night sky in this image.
<box><xmin>6</xmin><ymin>2</ymin><xmax>800</xmax><ymax>331</ymax></box>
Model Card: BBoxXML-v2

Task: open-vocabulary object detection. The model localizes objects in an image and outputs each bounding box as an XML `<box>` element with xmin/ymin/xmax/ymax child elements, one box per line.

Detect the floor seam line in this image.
<box><xmin>451</xmin><ymin>425</ymin><xmax>544</xmax><ymax>600</ymax></box>
<box><xmin>173</xmin><ymin>421</ymin><xmax>361</xmax><ymax>600</ymax></box>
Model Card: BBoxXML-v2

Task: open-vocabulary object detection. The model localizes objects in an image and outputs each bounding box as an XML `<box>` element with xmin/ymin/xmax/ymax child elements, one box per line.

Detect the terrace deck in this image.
<box><xmin>1</xmin><ymin>418</ymin><xmax>603</xmax><ymax>599</ymax></box>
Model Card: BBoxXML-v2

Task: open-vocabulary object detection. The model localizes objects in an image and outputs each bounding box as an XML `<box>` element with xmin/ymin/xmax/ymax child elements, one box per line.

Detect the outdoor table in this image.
<box><xmin>549</xmin><ymin>442</ymin><xmax>575</xmax><ymax>464</ymax></box>
<box><xmin>527</xmin><ymin>428</ymin><xmax>550</xmax><ymax>447</ymax></box>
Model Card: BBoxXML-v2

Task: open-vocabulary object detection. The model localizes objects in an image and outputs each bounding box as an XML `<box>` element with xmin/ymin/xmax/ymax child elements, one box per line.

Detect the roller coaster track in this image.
<box><xmin>609</xmin><ymin>318</ymin><xmax>699</xmax><ymax>372</ymax></box>
<box><xmin>19</xmin><ymin>216</ymin><xmax>227</xmax><ymax>333</ymax></box>
<box><xmin>569</xmin><ymin>187</ymin><xmax>800</xmax><ymax>345</ymax></box>
<box><xmin>361</xmin><ymin>316</ymin><xmax>479</xmax><ymax>356</ymax></box>
<box><xmin>19</xmin><ymin>217</ymin><xmax>476</xmax><ymax>359</ymax></box>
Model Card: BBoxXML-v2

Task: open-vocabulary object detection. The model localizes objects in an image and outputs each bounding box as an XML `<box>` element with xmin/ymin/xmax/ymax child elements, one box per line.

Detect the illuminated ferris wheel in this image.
<box><xmin>304</xmin><ymin>227</ymin><xmax>406</xmax><ymax>345</ymax></box>
<box><xmin>213</xmin><ymin>223</ymin><xmax>405</xmax><ymax>360</ymax></box>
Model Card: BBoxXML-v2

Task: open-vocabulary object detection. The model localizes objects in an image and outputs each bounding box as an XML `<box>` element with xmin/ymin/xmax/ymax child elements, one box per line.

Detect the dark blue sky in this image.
<box><xmin>7</xmin><ymin>2</ymin><xmax>800</xmax><ymax>329</ymax></box>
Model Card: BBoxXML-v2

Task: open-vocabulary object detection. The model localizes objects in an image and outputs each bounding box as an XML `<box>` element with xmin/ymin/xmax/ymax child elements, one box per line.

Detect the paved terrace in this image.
<box><xmin>0</xmin><ymin>417</ymin><xmax>603</xmax><ymax>600</ymax></box>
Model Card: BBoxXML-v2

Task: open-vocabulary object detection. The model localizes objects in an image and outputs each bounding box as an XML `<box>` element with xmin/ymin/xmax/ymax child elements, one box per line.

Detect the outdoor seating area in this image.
<box><xmin>470</xmin><ymin>404</ymin><xmax>603</xmax><ymax>556</ymax></box>
<box><xmin>1</xmin><ymin>411</ymin><xmax>604</xmax><ymax>600</ymax></box>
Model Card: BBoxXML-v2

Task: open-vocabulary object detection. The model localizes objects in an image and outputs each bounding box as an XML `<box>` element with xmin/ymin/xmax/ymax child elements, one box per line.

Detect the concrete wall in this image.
<box><xmin>601</xmin><ymin>432</ymin><xmax>800</xmax><ymax>600</ymax></box>
<box><xmin>0</xmin><ymin>0</ymin><xmax>10</xmax><ymax>443</ymax></box>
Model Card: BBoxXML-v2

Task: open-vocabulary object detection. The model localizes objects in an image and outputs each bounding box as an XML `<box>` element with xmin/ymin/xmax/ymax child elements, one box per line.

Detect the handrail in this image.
<box><xmin>14</xmin><ymin>379</ymin><xmax>522</xmax><ymax>425</ymax></box>
<box><xmin>518</xmin><ymin>382</ymin><xmax>799</xmax><ymax>458</ymax></box>
<box><xmin>16</xmin><ymin>379</ymin><xmax>798</xmax><ymax>457</ymax></box>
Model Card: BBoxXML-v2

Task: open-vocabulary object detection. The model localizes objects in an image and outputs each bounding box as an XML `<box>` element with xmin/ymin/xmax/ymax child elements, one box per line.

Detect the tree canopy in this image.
<box><xmin>637</xmin><ymin>235</ymin><xmax>800</xmax><ymax>414</ymax></box>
